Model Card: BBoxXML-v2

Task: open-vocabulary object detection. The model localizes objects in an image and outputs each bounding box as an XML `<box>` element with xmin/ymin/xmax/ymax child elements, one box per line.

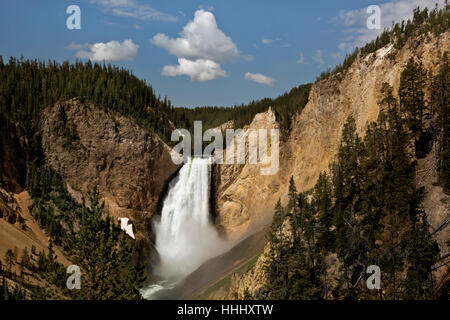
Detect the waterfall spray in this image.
<box><xmin>141</xmin><ymin>157</ymin><xmax>228</xmax><ymax>299</ymax></box>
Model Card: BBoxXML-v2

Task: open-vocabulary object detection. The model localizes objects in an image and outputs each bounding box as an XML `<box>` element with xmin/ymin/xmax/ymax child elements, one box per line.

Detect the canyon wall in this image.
<box><xmin>40</xmin><ymin>99</ymin><xmax>180</xmax><ymax>259</ymax></box>
<box><xmin>215</xmin><ymin>31</ymin><xmax>449</xmax><ymax>240</ymax></box>
<box><xmin>220</xmin><ymin>32</ymin><xmax>449</xmax><ymax>298</ymax></box>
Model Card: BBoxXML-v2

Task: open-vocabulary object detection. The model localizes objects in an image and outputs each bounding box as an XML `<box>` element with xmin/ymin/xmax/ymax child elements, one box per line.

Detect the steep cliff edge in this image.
<box><xmin>40</xmin><ymin>99</ymin><xmax>180</xmax><ymax>260</ymax></box>
<box><xmin>0</xmin><ymin>188</ymin><xmax>70</xmax><ymax>269</ymax></box>
<box><xmin>213</xmin><ymin>108</ymin><xmax>282</xmax><ymax>239</ymax></box>
<box><xmin>216</xmin><ymin>32</ymin><xmax>449</xmax><ymax>239</ymax></box>
<box><xmin>218</xmin><ymin>32</ymin><xmax>449</xmax><ymax>298</ymax></box>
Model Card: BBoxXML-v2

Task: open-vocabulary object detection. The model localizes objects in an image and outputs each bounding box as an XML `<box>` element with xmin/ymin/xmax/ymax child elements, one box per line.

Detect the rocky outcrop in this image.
<box><xmin>0</xmin><ymin>189</ymin><xmax>70</xmax><ymax>269</ymax></box>
<box><xmin>0</xmin><ymin>122</ymin><xmax>30</xmax><ymax>194</ymax></box>
<box><xmin>226</xmin><ymin>243</ymin><xmax>271</xmax><ymax>299</ymax></box>
<box><xmin>288</xmin><ymin>34</ymin><xmax>448</xmax><ymax>198</ymax></box>
<box><xmin>416</xmin><ymin>141</ymin><xmax>450</xmax><ymax>289</ymax></box>
<box><xmin>215</xmin><ymin>32</ymin><xmax>449</xmax><ymax>240</ymax></box>
<box><xmin>221</xmin><ymin>32</ymin><xmax>449</xmax><ymax>297</ymax></box>
<box><xmin>40</xmin><ymin>98</ymin><xmax>180</xmax><ymax>259</ymax></box>
<box><xmin>213</xmin><ymin>108</ymin><xmax>283</xmax><ymax>239</ymax></box>
<box><xmin>0</xmin><ymin>187</ymin><xmax>23</xmax><ymax>225</ymax></box>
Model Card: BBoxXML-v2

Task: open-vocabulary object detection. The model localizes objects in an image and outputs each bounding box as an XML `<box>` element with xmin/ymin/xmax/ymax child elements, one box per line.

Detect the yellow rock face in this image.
<box><xmin>215</xmin><ymin>32</ymin><xmax>449</xmax><ymax>243</ymax></box>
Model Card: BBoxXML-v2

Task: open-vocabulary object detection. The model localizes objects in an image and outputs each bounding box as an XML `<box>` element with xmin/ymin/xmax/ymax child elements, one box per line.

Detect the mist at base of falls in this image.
<box><xmin>141</xmin><ymin>157</ymin><xmax>229</xmax><ymax>299</ymax></box>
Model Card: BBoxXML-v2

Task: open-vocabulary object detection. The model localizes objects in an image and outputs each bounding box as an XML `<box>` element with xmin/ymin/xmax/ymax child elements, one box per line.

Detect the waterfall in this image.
<box><xmin>141</xmin><ymin>157</ymin><xmax>227</xmax><ymax>299</ymax></box>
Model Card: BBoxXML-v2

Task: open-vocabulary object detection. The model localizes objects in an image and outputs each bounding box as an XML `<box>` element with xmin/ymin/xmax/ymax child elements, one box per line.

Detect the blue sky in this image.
<box><xmin>0</xmin><ymin>0</ymin><xmax>444</xmax><ymax>107</ymax></box>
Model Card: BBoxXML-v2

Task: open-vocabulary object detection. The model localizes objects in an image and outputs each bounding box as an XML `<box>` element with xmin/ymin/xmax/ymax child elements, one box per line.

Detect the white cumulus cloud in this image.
<box><xmin>162</xmin><ymin>58</ymin><xmax>227</xmax><ymax>82</ymax></box>
<box><xmin>244</xmin><ymin>72</ymin><xmax>275</xmax><ymax>86</ymax></box>
<box><xmin>68</xmin><ymin>39</ymin><xmax>139</xmax><ymax>62</ymax></box>
<box><xmin>151</xmin><ymin>10</ymin><xmax>241</xmax><ymax>82</ymax></box>
<box><xmin>152</xmin><ymin>10</ymin><xmax>239</xmax><ymax>63</ymax></box>
<box><xmin>91</xmin><ymin>0</ymin><xmax>177</xmax><ymax>22</ymax></box>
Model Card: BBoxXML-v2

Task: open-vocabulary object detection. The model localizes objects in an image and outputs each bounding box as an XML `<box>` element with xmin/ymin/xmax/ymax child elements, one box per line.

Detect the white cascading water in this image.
<box><xmin>141</xmin><ymin>157</ymin><xmax>228</xmax><ymax>299</ymax></box>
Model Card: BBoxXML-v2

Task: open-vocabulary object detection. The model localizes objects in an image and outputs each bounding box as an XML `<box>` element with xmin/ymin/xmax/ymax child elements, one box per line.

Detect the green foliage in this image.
<box><xmin>431</xmin><ymin>54</ymin><xmax>450</xmax><ymax>193</ymax></box>
<box><xmin>242</xmin><ymin>287</ymin><xmax>253</xmax><ymax>300</ymax></box>
<box><xmin>265</xmin><ymin>190</ymin><xmax>324</xmax><ymax>300</ymax></box>
<box><xmin>20</xmin><ymin>248</ymin><xmax>31</xmax><ymax>270</ymax></box>
<box><xmin>264</xmin><ymin>200</ymin><xmax>289</xmax><ymax>299</ymax></box>
<box><xmin>0</xmin><ymin>58</ymin><xmax>175</xmax><ymax>142</ymax></box>
<box><xmin>65</xmin><ymin>188</ymin><xmax>145</xmax><ymax>300</ymax></box>
<box><xmin>1</xmin><ymin>187</ymin><xmax>146</xmax><ymax>300</ymax></box>
<box><xmin>0</xmin><ymin>277</ymin><xmax>28</xmax><ymax>300</ymax></box>
<box><xmin>173</xmin><ymin>83</ymin><xmax>312</xmax><ymax>135</ymax></box>
<box><xmin>402</xmin><ymin>213</ymin><xmax>440</xmax><ymax>299</ymax></box>
<box><xmin>399</xmin><ymin>57</ymin><xmax>430</xmax><ymax>157</ymax></box>
<box><xmin>29</xmin><ymin>166</ymin><xmax>78</xmax><ymax>245</ymax></box>
<box><xmin>0</xmin><ymin>247</ymin><xmax>47</xmax><ymax>300</ymax></box>
<box><xmin>40</xmin><ymin>241</ymin><xmax>67</xmax><ymax>289</ymax></box>
<box><xmin>0</xmin><ymin>59</ymin><xmax>155</xmax><ymax>299</ymax></box>
<box><xmin>262</xmin><ymin>81</ymin><xmax>441</xmax><ymax>300</ymax></box>
<box><xmin>4</xmin><ymin>249</ymin><xmax>16</xmax><ymax>272</ymax></box>
<box><xmin>0</xmin><ymin>57</ymin><xmax>175</xmax><ymax>246</ymax></box>
<box><xmin>313</xmin><ymin>172</ymin><xmax>334</xmax><ymax>252</ymax></box>
<box><xmin>316</xmin><ymin>3</ymin><xmax>449</xmax><ymax>82</ymax></box>
<box><xmin>331</xmin><ymin>117</ymin><xmax>369</xmax><ymax>299</ymax></box>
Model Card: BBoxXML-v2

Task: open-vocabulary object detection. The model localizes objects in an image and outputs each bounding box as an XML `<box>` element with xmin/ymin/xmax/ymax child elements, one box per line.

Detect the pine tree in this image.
<box><xmin>313</xmin><ymin>172</ymin><xmax>334</xmax><ymax>252</ymax></box>
<box><xmin>2</xmin><ymin>276</ymin><xmax>8</xmax><ymax>300</ymax></box>
<box><xmin>242</xmin><ymin>288</ymin><xmax>253</xmax><ymax>300</ymax></box>
<box><xmin>297</xmin><ymin>191</ymin><xmax>324</xmax><ymax>299</ymax></box>
<box><xmin>332</xmin><ymin>116</ymin><xmax>367</xmax><ymax>298</ymax></box>
<box><xmin>431</xmin><ymin>54</ymin><xmax>450</xmax><ymax>193</ymax></box>
<box><xmin>374</xmin><ymin>83</ymin><xmax>440</xmax><ymax>299</ymax></box>
<box><xmin>66</xmin><ymin>188</ymin><xmax>144</xmax><ymax>300</ymax></box>
<box><xmin>44</xmin><ymin>240</ymin><xmax>64</xmax><ymax>286</ymax></box>
<box><xmin>20</xmin><ymin>248</ymin><xmax>31</xmax><ymax>270</ymax></box>
<box><xmin>287</xmin><ymin>176</ymin><xmax>300</xmax><ymax>240</ymax></box>
<box><xmin>264</xmin><ymin>199</ymin><xmax>289</xmax><ymax>299</ymax></box>
<box><xmin>288</xmin><ymin>176</ymin><xmax>297</xmax><ymax>212</ymax></box>
<box><xmin>402</xmin><ymin>212</ymin><xmax>440</xmax><ymax>299</ymax></box>
<box><xmin>265</xmin><ymin>191</ymin><xmax>325</xmax><ymax>300</ymax></box>
<box><xmin>399</xmin><ymin>57</ymin><xmax>429</xmax><ymax>158</ymax></box>
<box><xmin>285</xmin><ymin>239</ymin><xmax>320</xmax><ymax>299</ymax></box>
<box><xmin>4</xmin><ymin>249</ymin><xmax>16</xmax><ymax>273</ymax></box>
<box><xmin>37</xmin><ymin>251</ymin><xmax>47</xmax><ymax>272</ymax></box>
<box><xmin>373</xmin><ymin>84</ymin><xmax>408</xmax><ymax>299</ymax></box>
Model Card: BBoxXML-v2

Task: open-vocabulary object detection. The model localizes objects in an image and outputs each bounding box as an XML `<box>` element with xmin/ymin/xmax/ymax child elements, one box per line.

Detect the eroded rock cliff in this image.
<box><xmin>216</xmin><ymin>32</ymin><xmax>449</xmax><ymax>239</ymax></box>
<box><xmin>221</xmin><ymin>32</ymin><xmax>449</xmax><ymax>298</ymax></box>
<box><xmin>0</xmin><ymin>188</ymin><xmax>70</xmax><ymax>269</ymax></box>
<box><xmin>40</xmin><ymin>98</ymin><xmax>180</xmax><ymax>259</ymax></box>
